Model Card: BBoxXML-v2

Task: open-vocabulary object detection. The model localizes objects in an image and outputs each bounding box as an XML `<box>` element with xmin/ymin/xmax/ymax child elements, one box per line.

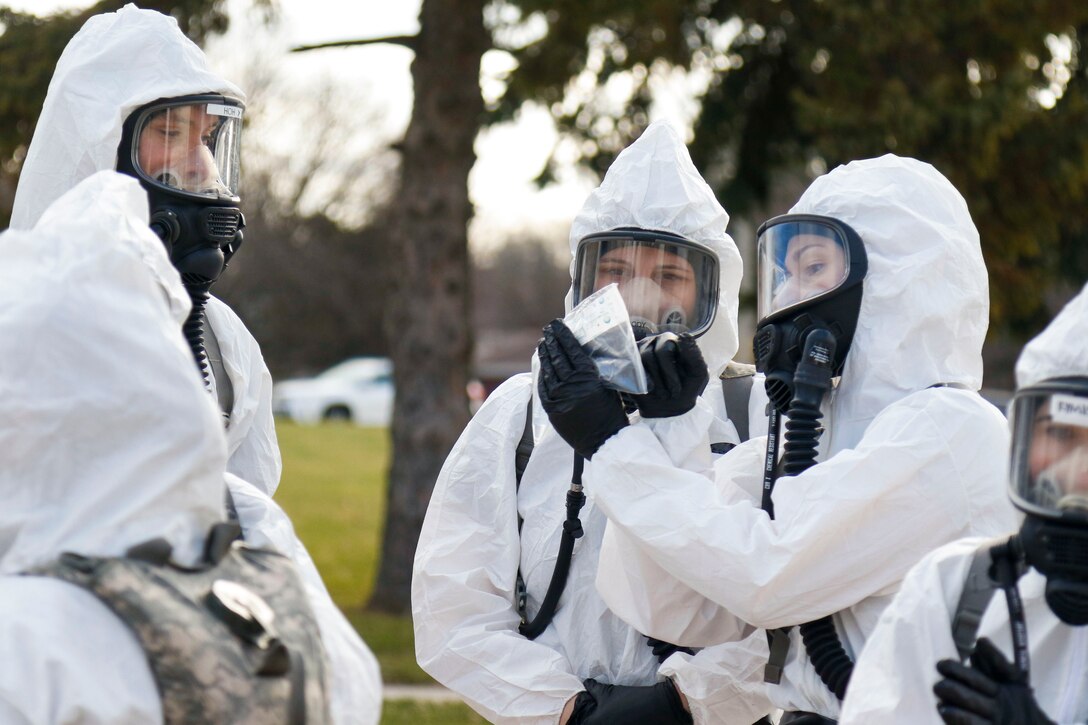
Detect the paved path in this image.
<box><xmin>383</xmin><ymin>683</ymin><xmax>462</xmax><ymax>703</ymax></box>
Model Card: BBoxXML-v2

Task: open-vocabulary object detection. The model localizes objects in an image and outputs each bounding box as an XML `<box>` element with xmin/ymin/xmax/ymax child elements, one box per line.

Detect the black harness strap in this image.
<box><xmin>514</xmin><ymin>397</ymin><xmax>535</xmax><ymax>622</ymax></box>
<box><xmin>720</xmin><ymin>363</ymin><xmax>755</xmax><ymax>442</ymax></box>
<box><xmin>950</xmin><ymin>537</ymin><xmax>1030</xmax><ymax>675</ymax></box>
<box><xmin>951</xmin><ymin>543</ymin><xmax>1002</xmax><ymax>661</ymax></box>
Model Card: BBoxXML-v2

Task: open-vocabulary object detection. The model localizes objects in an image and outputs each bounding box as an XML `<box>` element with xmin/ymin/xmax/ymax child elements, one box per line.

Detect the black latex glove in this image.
<box><xmin>537</xmin><ymin>319</ymin><xmax>628</xmax><ymax>459</ymax></box>
<box><xmin>934</xmin><ymin>638</ymin><xmax>1055</xmax><ymax>725</ymax></box>
<box><xmin>646</xmin><ymin>636</ymin><xmax>695</xmax><ymax>663</ymax></box>
<box><xmin>568</xmin><ymin>678</ymin><xmax>693</xmax><ymax>725</ymax></box>
<box><xmin>631</xmin><ymin>332</ymin><xmax>709</xmax><ymax>419</ymax></box>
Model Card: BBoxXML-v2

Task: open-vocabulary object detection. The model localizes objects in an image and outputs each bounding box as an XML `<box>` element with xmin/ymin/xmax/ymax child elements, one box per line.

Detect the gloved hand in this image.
<box><xmin>631</xmin><ymin>332</ymin><xmax>709</xmax><ymax>419</ymax></box>
<box><xmin>934</xmin><ymin>638</ymin><xmax>1055</xmax><ymax>725</ymax></box>
<box><xmin>646</xmin><ymin>636</ymin><xmax>695</xmax><ymax>663</ymax></box>
<box><xmin>537</xmin><ymin>319</ymin><xmax>628</xmax><ymax>459</ymax></box>
<box><xmin>568</xmin><ymin>678</ymin><xmax>693</xmax><ymax>725</ymax></box>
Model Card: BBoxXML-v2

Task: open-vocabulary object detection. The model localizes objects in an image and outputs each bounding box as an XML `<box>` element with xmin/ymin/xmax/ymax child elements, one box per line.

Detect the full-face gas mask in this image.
<box><xmin>117</xmin><ymin>94</ymin><xmax>245</xmax><ymax>280</ymax></box>
<box><xmin>754</xmin><ymin>214</ymin><xmax>868</xmax><ymax>414</ymax></box>
<box><xmin>572</xmin><ymin>228</ymin><xmax>719</xmax><ymax>342</ymax></box>
<box><xmin>116</xmin><ymin>94</ymin><xmax>245</xmax><ymax>388</ymax></box>
<box><xmin>1008</xmin><ymin>377</ymin><xmax>1088</xmax><ymax>625</ymax></box>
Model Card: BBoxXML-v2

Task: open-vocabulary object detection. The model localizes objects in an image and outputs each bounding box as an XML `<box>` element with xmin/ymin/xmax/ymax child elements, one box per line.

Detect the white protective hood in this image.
<box><xmin>0</xmin><ymin>170</ymin><xmax>226</xmax><ymax>574</ymax></box>
<box><xmin>11</xmin><ymin>3</ymin><xmax>244</xmax><ymax>230</ymax></box>
<box><xmin>567</xmin><ymin>120</ymin><xmax>743</xmax><ymax>376</ymax></box>
<box><xmin>1015</xmin><ymin>281</ymin><xmax>1088</xmax><ymax>388</ymax></box>
<box><xmin>791</xmin><ymin>154</ymin><xmax>989</xmax><ymax>453</ymax></box>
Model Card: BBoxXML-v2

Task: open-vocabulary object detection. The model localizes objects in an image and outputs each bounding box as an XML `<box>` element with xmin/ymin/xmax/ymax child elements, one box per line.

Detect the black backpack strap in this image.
<box><xmin>719</xmin><ymin>362</ymin><xmax>756</xmax><ymax>443</ymax></box>
<box><xmin>764</xmin><ymin>626</ymin><xmax>793</xmax><ymax>684</ymax></box>
<box><xmin>515</xmin><ymin>396</ymin><xmax>535</xmax><ymax>505</ymax></box>
<box><xmin>514</xmin><ymin>395</ymin><xmax>535</xmax><ymax>622</ymax></box>
<box><xmin>951</xmin><ymin>541</ymin><xmax>1004</xmax><ymax>661</ymax></box>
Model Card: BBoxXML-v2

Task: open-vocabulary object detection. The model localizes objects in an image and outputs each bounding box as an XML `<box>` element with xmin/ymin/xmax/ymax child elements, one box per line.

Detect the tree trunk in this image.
<box><xmin>368</xmin><ymin>0</ymin><xmax>486</xmax><ymax>613</ymax></box>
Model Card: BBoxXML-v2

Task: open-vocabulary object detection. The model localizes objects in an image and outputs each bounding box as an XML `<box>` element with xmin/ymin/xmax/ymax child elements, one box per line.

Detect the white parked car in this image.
<box><xmin>272</xmin><ymin>357</ymin><xmax>394</xmax><ymax>426</ymax></box>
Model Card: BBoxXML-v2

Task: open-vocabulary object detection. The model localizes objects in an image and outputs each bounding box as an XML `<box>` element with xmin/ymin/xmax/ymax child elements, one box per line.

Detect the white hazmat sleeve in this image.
<box><xmin>590</xmin><ymin>388</ymin><xmax>1016</xmax><ymax>637</ymax></box>
<box><xmin>662</xmin><ymin>631</ymin><xmax>775</xmax><ymax>724</ymax></box>
<box><xmin>0</xmin><ymin>578</ymin><xmax>163</xmax><ymax>724</ymax></box>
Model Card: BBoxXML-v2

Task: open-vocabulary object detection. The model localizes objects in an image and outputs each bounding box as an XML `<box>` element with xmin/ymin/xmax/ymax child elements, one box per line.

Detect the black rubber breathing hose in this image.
<box><xmin>181</xmin><ymin>276</ymin><xmax>213</xmax><ymax>389</ymax></box>
<box><xmin>519</xmin><ymin>454</ymin><xmax>586</xmax><ymax>640</ymax></box>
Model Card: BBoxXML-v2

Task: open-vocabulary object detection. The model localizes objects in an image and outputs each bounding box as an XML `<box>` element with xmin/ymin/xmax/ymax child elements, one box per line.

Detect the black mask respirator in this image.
<box><xmin>116</xmin><ymin>94</ymin><xmax>246</xmax><ymax>385</ymax></box>
<box><xmin>1008</xmin><ymin>377</ymin><xmax>1088</xmax><ymax>625</ymax></box>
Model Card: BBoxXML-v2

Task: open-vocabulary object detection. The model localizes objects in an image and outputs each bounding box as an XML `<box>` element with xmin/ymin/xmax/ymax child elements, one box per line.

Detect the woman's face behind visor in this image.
<box><xmin>595</xmin><ymin>245</ymin><xmax>698</xmax><ymax>329</ymax></box>
<box><xmin>572</xmin><ymin>230</ymin><xmax>719</xmax><ymax>338</ymax></box>
<box><xmin>773</xmin><ymin>234</ymin><xmax>848</xmax><ymax>311</ymax></box>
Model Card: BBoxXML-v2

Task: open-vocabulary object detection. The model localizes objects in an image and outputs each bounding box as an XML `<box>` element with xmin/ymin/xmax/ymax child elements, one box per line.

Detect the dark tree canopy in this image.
<box><xmin>491</xmin><ymin>0</ymin><xmax>1088</xmax><ymax>337</ymax></box>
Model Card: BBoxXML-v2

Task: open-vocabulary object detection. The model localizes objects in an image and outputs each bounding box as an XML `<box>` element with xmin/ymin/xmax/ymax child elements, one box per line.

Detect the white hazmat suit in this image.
<box><xmin>840</xmin><ymin>281</ymin><xmax>1088</xmax><ymax>725</ymax></box>
<box><xmin>9</xmin><ymin>10</ymin><xmax>382</xmax><ymax>722</ymax></box>
<box><xmin>412</xmin><ymin>121</ymin><xmax>775</xmax><ymax>724</ymax></box>
<box><xmin>0</xmin><ymin>171</ymin><xmax>261</xmax><ymax>723</ymax></box>
<box><xmin>0</xmin><ymin>171</ymin><xmax>381</xmax><ymax>724</ymax></box>
<box><xmin>11</xmin><ymin>3</ymin><xmax>279</xmax><ymax>496</ymax></box>
<box><xmin>586</xmin><ymin>155</ymin><xmax>1019</xmax><ymax>717</ymax></box>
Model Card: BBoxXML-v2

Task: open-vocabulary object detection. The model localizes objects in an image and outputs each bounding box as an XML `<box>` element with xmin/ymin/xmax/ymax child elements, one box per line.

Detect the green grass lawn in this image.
<box><xmin>273</xmin><ymin>419</ymin><xmax>485</xmax><ymax>724</ymax></box>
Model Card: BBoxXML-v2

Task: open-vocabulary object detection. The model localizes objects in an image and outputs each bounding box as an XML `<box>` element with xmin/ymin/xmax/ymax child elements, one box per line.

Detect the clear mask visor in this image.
<box><xmin>757</xmin><ymin>220</ymin><xmax>853</xmax><ymax>322</ymax></box>
<box><xmin>1009</xmin><ymin>387</ymin><xmax>1088</xmax><ymax>520</ymax></box>
<box><xmin>132</xmin><ymin>100</ymin><xmax>243</xmax><ymax>198</ymax></box>
<box><xmin>573</xmin><ymin>234</ymin><xmax>719</xmax><ymax>338</ymax></box>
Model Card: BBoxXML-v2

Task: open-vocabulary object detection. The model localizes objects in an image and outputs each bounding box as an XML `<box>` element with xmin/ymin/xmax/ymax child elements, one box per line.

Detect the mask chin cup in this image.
<box><xmin>1021</xmin><ymin>515</ymin><xmax>1088</xmax><ymax>625</ymax></box>
<box><xmin>176</xmin><ymin>246</ymin><xmax>226</xmax><ymax>288</ymax></box>
<box><xmin>1045</xmin><ymin>579</ymin><xmax>1088</xmax><ymax>626</ymax></box>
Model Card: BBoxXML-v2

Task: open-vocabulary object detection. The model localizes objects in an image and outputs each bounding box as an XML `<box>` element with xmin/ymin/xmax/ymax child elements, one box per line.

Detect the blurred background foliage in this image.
<box><xmin>3</xmin><ymin>0</ymin><xmax>1086</xmax><ymax>378</ymax></box>
<box><xmin>492</xmin><ymin>0</ymin><xmax>1088</xmax><ymax>342</ymax></box>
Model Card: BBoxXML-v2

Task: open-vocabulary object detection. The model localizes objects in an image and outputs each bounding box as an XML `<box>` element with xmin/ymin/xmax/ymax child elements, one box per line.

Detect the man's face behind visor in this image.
<box><xmin>1029</xmin><ymin>400</ymin><xmax>1088</xmax><ymax>509</ymax></box>
<box><xmin>131</xmin><ymin>100</ymin><xmax>243</xmax><ymax>199</ymax></box>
